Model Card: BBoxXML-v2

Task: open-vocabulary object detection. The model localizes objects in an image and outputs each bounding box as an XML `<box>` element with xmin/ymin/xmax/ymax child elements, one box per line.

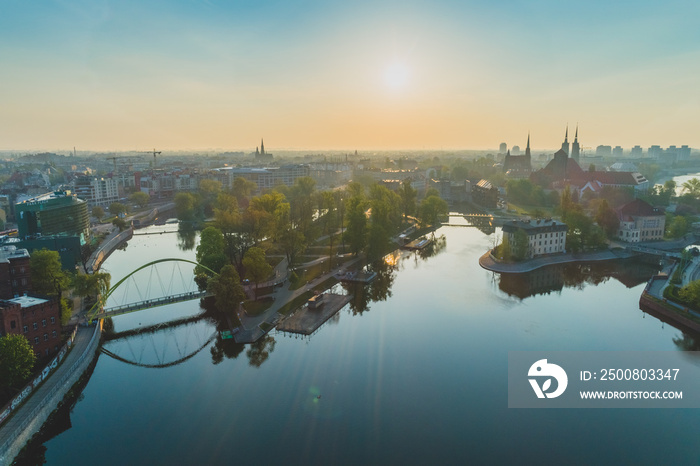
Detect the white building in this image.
<box><xmin>73</xmin><ymin>176</ymin><xmax>120</xmax><ymax>208</ymax></box>
<box><xmin>501</xmin><ymin>219</ymin><xmax>568</xmax><ymax>258</ymax></box>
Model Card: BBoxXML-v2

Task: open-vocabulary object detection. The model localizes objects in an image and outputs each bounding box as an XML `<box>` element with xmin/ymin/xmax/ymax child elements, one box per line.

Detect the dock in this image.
<box><xmin>277</xmin><ymin>293</ymin><xmax>352</xmax><ymax>335</ymax></box>
<box><xmin>336</xmin><ymin>271</ymin><xmax>377</xmax><ymax>283</ymax></box>
<box><xmin>402</xmin><ymin>236</ymin><xmax>432</xmax><ymax>251</ymax></box>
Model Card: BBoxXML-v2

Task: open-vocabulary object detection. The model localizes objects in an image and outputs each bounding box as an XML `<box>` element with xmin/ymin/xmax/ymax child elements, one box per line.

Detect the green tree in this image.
<box><xmin>682</xmin><ymin>178</ymin><xmax>700</xmax><ymax>199</ymax></box>
<box><xmin>418</xmin><ymin>195</ymin><xmax>448</xmax><ymax>227</ymax></box>
<box><xmin>30</xmin><ymin>249</ymin><xmax>69</xmax><ymax>297</ymax></box>
<box><xmin>668</xmin><ymin>215</ymin><xmax>689</xmax><ymax>238</ymax></box>
<box><xmin>594</xmin><ymin>199</ymin><xmax>620</xmax><ymax>238</ymax></box>
<box><xmin>207</xmin><ymin>264</ymin><xmax>245</xmax><ymax>314</ymax></box>
<box><xmin>512</xmin><ymin>228</ymin><xmax>529</xmax><ymax>261</ymax></box>
<box><xmin>231</xmin><ymin>177</ymin><xmax>257</xmax><ymax>203</ymax></box>
<box><xmin>242</xmin><ymin>247</ymin><xmax>272</xmax><ymax>299</ymax></box>
<box><xmin>344</xmin><ymin>193</ymin><xmax>368</xmax><ymax>256</ymax></box>
<box><xmin>91</xmin><ymin>206</ymin><xmax>105</xmax><ymax>221</ymax></box>
<box><xmin>199</xmin><ymin>179</ymin><xmax>222</xmax><ymax>215</ymax></box>
<box><xmin>0</xmin><ymin>334</ymin><xmax>36</xmax><ymax>390</ymax></box>
<box><xmin>109</xmin><ymin>202</ymin><xmax>127</xmax><ymax>217</ymax></box>
<box><xmin>72</xmin><ymin>271</ymin><xmax>111</xmax><ymax>307</ymax></box>
<box><xmin>174</xmin><ymin>192</ymin><xmax>198</xmax><ymax>222</ymax></box>
<box><xmin>196</xmin><ymin>227</ymin><xmax>227</xmax><ymax>275</ymax></box>
<box><xmin>112</xmin><ymin>217</ymin><xmax>128</xmax><ymax>231</ymax></box>
<box><xmin>495</xmin><ymin>235</ymin><xmax>512</xmax><ymax>261</ymax></box>
<box><xmin>399</xmin><ymin>179</ymin><xmax>417</xmax><ymax>222</ymax></box>
<box><xmin>129</xmin><ymin>191</ymin><xmax>150</xmax><ymax>208</ymax></box>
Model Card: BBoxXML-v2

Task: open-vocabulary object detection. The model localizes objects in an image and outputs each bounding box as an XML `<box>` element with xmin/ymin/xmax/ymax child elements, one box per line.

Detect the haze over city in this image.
<box><xmin>2</xmin><ymin>0</ymin><xmax>699</xmax><ymax>152</ymax></box>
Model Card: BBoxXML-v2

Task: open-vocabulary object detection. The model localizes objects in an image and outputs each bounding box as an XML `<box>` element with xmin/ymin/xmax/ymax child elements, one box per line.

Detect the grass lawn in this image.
<box><xmin>507</xmin><ymin>203</ymin><xmax>557</xmax><ymax>218</ymax></box>
<box><xmin>243</xmin><ymin>297</ymin><xmax>274</xmax><ymax>317</ymax></box>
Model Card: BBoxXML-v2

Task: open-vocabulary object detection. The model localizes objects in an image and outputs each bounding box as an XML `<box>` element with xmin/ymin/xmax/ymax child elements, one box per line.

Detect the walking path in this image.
<box><xmin>479</xmin><ymin>248</ymin><xmax>635</xmax><ymax>273</ymax></box>
<box><xmin>0</xmin><ymin>326</ymin><xmax>97</xmax><ymax>465</ymax></box>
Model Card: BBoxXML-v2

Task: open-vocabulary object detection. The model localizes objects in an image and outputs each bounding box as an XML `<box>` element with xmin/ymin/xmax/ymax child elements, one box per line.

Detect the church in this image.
<box><xmin>502</xmin><ymin>134</ymin><xmax>532</xmax><ymax>178</ymax></box>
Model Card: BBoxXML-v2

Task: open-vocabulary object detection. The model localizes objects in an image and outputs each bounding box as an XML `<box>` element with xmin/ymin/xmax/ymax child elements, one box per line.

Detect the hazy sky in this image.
<box><xmin>2</xmin><ymin>0</ymin><xmax>699</xmax><ymax>152</ymax></box>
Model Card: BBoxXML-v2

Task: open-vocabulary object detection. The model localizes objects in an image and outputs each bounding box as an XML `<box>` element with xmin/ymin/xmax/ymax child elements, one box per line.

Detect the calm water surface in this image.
<box><xmin>34</xmin><ymin>222</ymin><xmax>700</xmax><ymax>464</ymax></box>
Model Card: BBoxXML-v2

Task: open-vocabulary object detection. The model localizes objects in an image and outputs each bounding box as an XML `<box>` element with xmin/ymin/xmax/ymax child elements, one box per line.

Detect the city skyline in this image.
<box><xmin>2</xmin><ymin>0</ymin><xmax>699</xmax><ymax>152</ymax></box>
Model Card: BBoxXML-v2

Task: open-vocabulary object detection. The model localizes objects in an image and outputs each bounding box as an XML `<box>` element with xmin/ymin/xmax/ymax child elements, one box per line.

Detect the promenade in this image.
<box><xmin>0</xmin><ymin>326</ymin><xmax>99</xmax><ymax>466</ymax></box>
<box><xmin>478</xmin><ymin>248</ymin><xmax>635</xmax><ymax>273</ymax></box>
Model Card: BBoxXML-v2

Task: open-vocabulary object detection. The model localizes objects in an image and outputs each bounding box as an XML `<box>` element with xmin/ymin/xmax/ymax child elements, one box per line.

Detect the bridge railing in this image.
<box><xmin>96</xmin><ymin>290</ymin><xmax>210</xmax><ymax>318</ymax></box>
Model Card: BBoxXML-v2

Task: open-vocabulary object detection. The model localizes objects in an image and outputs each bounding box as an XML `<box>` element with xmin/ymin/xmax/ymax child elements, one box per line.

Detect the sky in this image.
<box><xmin>1</xmin><ymin>0</ymin><xmax>700</xmax><ymax>152</ymax></box>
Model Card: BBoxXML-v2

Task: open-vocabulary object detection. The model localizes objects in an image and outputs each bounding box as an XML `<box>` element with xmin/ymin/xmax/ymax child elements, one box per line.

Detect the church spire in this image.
<box><xmin>571</xmin><ymin>124</ymin><xmax>580</xmax><ymax>162</ymax></box>
<box><xmin>525</xmin><ymin>132</ymin><xmax>531</xmax><ymax>158</ymax></box>
<box><xmin>561</xmin><ymin>124</ymin><xmax>570</xmax><ymax>156</ymax></box>
<box><xmin>260</xmin><ymin>138</ymin><xmax>265</xmax><ymax>155</ymax></box>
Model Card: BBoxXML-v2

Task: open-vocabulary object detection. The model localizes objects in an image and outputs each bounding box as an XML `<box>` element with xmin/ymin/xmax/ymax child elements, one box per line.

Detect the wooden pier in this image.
<box><xmin>277</xmin><ymin>293</ymin><xmax>352</xmax><ymax>335</ymax></box>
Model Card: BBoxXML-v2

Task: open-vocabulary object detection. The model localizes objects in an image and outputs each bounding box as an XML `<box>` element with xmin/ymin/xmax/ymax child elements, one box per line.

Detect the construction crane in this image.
<box><xmin>139</xmin><ymin>148</ymin><xmax>162</xmax><ymax>167</ymax></box>
<box><xmin>106</xmin><ymin>157</ymin><xmax>119</xmax><ymax>172</ymax></box>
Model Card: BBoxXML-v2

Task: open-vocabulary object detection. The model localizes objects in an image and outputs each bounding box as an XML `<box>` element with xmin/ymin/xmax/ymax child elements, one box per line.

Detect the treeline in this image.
<box><xmin>183</xmin><ymin>177</ymin><xmax>447</xmax><ymax>314</ymax></box>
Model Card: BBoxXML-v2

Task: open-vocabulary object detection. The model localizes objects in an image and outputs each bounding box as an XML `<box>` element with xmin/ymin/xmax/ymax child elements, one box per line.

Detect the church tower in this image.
<box><xmin>525</xmin><ymin>132</ymin><xmax>531</xmax><ymax>165</ymax></box>
<box><xmin>571</xmin><ymin>125</ymin><xmax>580</xmax><ymax>163</ymax></box>
<box><xmin>260</xmin><ymin>138</ymin><xmax>265</xmax><ymax>155</ymax></box>
<box><xmin>561</xmin><ymin>125</ymin><xmax>570</xmax><ymax>156</ymax></box>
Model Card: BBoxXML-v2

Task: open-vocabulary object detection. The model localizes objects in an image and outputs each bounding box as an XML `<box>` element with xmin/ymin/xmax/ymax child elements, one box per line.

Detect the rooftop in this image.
<box><xmin>5</xmin><ymin>295</ymin><xmax>49</xmax><ymax>308</ymax></box>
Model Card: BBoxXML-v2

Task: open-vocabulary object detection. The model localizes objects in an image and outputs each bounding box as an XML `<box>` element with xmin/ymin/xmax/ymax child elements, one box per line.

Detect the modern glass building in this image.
<box><xmin>15</xmin><ymin>191</ymin><xmax>90</xmax><ymax>245</ymax></box>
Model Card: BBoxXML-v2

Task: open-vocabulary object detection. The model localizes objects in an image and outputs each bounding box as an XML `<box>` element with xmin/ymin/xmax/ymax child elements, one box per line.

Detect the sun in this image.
<box><xmin>383</xmin><ymin>62</ymin><xmax>410</xmax><ymax>91</ymax></box>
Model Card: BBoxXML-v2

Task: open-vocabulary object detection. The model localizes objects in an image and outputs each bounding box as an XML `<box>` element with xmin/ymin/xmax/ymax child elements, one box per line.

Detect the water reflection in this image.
<box><xmin>177</xmin><ymin>226</ymin><xmax>197</xmax><ymax>251</ymax></box>
<box><xmin>497</xmin><ymin>259</ymin><xmax>660</xmax><ymax>301</ymax></box>
<box><xmin>344</xmin><ymin>260</ymin><xmax>397</xmax><ymax>315</ymax></box>
<box><xmin>464</xmin><ymin>216</ymin><xmax>496</xmax><ymax>235</ymax></box>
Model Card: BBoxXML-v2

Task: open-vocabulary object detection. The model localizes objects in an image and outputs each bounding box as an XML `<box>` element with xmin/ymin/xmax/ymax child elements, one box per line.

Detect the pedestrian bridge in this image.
<box><xmin>88</xmin><ymin>258</ymin><xmax>218</xmax><ymax>321</ymax></box>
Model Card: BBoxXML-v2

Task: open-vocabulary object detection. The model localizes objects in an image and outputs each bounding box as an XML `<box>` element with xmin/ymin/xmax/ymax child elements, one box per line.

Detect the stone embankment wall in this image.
<box><xmin>0</xmin><ymin>323</ymin><xmax>102</xmax><ymax>466</ymax></box>
<box><xmin>639</xmin><ymin>292</ymin><xmax>700</xmax><ymax>334</ymax></box>
<box><xmin>89</xmin><ymin>226</ymin><xmax>133</xmax><ymax>272</ymax></box>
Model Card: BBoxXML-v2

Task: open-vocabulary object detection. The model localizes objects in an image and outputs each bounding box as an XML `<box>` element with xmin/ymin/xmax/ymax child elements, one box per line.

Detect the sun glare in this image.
<box><xmin>383</xmin><ymin>62</ymin><xmax>410</xmax><ymax>91</ymax></box>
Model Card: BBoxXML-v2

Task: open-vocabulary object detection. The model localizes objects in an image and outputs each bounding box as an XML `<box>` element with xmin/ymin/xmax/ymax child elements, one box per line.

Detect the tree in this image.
<box><xmin>242</xmin><ymin>247</ymin><xmax>272</xmax><ymax>299</ymax></box>
<box><xmin>199</xmin><ymin>179</ymin><xmax>222</xmax><ymax>215</ymax></box>
<box><xmin>344</xmin><ymin>194</ymin><xmax>368</xmax><ymax>256</ymax></box>
<box><xmin>112</xmin><ymin>217</ymin><xmax>128</xmax><ymax>231</ymax></box>
<box><xmin>231</xmin><ymin>177</ymin><xmax>257</xmax><ymax>204</ymax></box>
<box><xmin>91</xmin><ymin>206</ymin><xmax>105</xmax><ymax>221</ymax></box>
<box><xmin>512</xmin><ymin>228</ymin><xmax>529</xmax><ymax>261</ymax></box>
<box><xmin>668</xmin><ymin>215</ymin><xmax>689</xmax><ymax>238</ymax></box>
<box><xmin>72</xmin><ymin>271</ymin><xmax>111</xmax><ymax>306</ymax></box>
<box><xmin>679</xmin><ymin>280</ymin><xmax>700</xmax><ymax>310</ymax></box>
<box><xmin>196</xmin><ymin>227</ymin><xmax>227</xmax><ymax>275</ymax></box>
<box><xmin>129</xmin><ymin>191</ymin><xmax>150</xmax><ymax>208</ymax></box>
<box><xmin>682</xmin><ymin>178</ymin><xmax>700</xmax><ymax>199</ymax></box>
<box><xmin>175</xmin><ymin>192</ymin><xmax>198</xmax><ymax>222</ymax></box>
<box><xmin>207</xmin><ymin>264</ymin><xmax>245</xmax><ymax>314</ymax></box>
<box><xmin>399</xmin><ymin>179</ymin><xmax>417</xmax><ymax>222</ymax></box>
<box><xmin>418</xmin><ymin>195</ymin><xmax>448</xmax><ymax>227</ymax></box>
<box><xmin>109</xmin><ymin>202</ymin><xmax>127</xmax><ymax>217</ymax></box>
<box><xmin>594</xmin><ymin>199</ymin><xmax>620</xmax><ymax>238</ymax></box>
<box><xmin>30</xmin><ymin>249</ymin><xmax>69</xmax><ymax>297</ymax></box>
<box><xmin>0</xmin><ymin>334</ymin><xmax>36</xmax><ymax>390</ymax></box>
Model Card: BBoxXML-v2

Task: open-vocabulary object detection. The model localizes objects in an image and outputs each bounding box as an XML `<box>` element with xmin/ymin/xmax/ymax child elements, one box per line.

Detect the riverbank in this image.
<box><xmin>478</xmin><ymin>248</ymin><xmax>637</xmax><ymax>273</ymax></box>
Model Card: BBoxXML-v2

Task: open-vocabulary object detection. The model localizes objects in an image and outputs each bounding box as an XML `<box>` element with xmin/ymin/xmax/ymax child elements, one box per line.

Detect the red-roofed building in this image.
<box><xmin>616</xmin><ymin>199</ymin><xmax>665</xmax><ymax>243</ymax></box>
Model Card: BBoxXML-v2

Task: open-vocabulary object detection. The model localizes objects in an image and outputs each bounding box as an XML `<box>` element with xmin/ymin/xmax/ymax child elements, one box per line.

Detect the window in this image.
<box><xmin>44</xmin><ymin>333</ymin><xmax>48</xmax><ymax>341</ymax></box>
<box><xmin>21</xmin><ymin>278</ymin><xmax>26</xmax><ymax>285</ymax></box>
<box><xmin>33</xmin><ymin>322</ymin><xmax>38</xmax><ymax>330</ymax></box>
<box><xmin>51</xmin><ymin>317</ymin><xmax>55</xmax><ymax>324</ymax></box>
<box><xmin>23</xmin><ymin>325</ymin><xmax>28</xmax><ymax>333</ymax></box>
<box><xmin>52</xmin><ymin>330</ymin><xmax>57</xmax><ymax>338</ymax></box>
<box><xmin>10</xmin><ymin>320</ymin><xmax>16</xmax><ymax>329</ymax></box>
<box><xmin>42</xmin><ymin>319</ymin><xmax>47</xmax><ymax>327</ymax></box>
<box><xmin>34</xmin><ymin>337</ymin><xmax>39</xmax><ymax>345</ymax></box>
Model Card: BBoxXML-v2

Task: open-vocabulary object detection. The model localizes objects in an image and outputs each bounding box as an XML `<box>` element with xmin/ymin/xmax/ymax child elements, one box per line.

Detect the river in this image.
<box><xmin>23</xmin><ymin>221</ymin><xmax>700</xmax><ymax>464</ymax></box>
